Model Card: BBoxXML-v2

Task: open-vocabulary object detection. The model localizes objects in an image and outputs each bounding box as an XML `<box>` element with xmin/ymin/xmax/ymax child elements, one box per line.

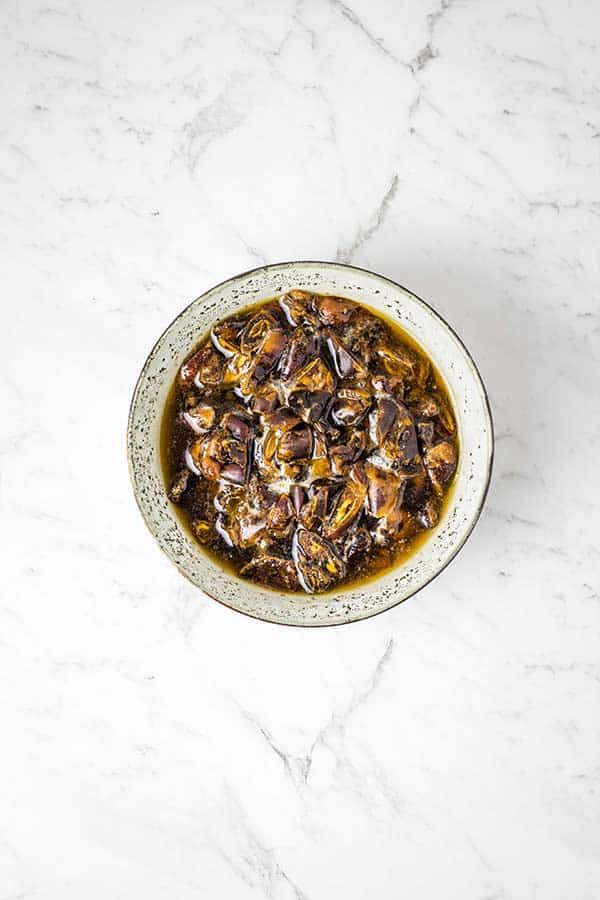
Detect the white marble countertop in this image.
<box><xmin>2</xmin><ymin>0</ymin><xmax>599</xmax><ymax>896</ymax></box>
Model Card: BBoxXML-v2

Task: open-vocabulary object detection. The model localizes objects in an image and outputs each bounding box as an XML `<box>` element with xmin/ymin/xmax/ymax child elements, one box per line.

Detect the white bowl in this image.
<box><xmin>127</xmin><ymin>262</ymin><xmax>493</xmax><ymax>626</ymax></box>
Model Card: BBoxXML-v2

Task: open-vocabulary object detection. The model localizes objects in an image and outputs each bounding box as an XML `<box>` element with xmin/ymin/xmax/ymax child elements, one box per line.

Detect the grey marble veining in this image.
<box><xmin>1</xmin><ymin>0</ymin><xmax>599</xmax><ymax>897</ymax></box>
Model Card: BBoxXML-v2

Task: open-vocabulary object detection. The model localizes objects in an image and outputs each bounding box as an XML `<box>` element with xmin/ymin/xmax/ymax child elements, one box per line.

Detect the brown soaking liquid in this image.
<box><xmin>161</xmin><ymin>291</ymin><xmax>458</xmax><ymax>594</ymax></box>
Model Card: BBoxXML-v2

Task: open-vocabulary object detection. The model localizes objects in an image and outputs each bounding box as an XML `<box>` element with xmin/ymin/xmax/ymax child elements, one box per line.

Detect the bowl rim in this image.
<box><xmin>127</xmin><ymin>260</ymin><xmax>495</xmax><ymax>626</ymax></box>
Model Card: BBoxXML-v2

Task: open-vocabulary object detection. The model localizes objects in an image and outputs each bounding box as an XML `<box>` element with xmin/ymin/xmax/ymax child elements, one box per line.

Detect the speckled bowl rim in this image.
<box><xmin>127</xmin><ymin>261</ymin><xmax>494</xmax><ymax>626</ymax></box>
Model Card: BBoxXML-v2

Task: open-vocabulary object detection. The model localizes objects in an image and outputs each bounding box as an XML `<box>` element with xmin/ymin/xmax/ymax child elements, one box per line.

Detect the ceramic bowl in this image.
<box><xmin>127</xmin><ymin>261</ymin><xmax>493</xmax><ymax>626</ymax></box>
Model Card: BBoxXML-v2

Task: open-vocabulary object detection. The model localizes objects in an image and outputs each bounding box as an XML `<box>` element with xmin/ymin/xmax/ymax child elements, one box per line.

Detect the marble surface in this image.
<box><xmin>1</xmin><ymin>0</ymin><xmax>599</xmax><ymax>896</ymax></box>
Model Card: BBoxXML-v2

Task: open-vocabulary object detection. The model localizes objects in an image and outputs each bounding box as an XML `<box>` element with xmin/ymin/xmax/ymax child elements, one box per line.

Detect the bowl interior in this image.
<box><xmin>127</xmin><ymin>262</ymin><xmax>493</xmax><ymax>626</ymax></box>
